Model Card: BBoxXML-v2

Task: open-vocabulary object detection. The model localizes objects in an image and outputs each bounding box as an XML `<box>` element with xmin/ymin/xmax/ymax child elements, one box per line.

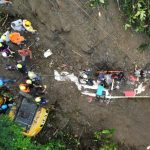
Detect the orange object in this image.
<box><xmin>9</xmin><ymin>32</ymin><xmax>25</xmax><ymax>45</ymax></box>
<box><xmin>19</xmin><ymin>84</ymin><xmax>30</xmax><ymax>93</ymax></box>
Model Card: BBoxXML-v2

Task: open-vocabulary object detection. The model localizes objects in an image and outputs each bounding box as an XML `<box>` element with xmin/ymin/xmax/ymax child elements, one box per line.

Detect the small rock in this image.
<box><xmin>62</xmin><ymin>24</ymin><xmax>71</xmax><ymax>32</ymax></box>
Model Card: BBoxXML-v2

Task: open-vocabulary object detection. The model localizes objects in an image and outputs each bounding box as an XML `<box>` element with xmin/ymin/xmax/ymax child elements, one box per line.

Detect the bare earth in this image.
<box><xmin>1</xmin><ymin>0</ymin><xmax>150</xmax><ymax>149</ymax></box>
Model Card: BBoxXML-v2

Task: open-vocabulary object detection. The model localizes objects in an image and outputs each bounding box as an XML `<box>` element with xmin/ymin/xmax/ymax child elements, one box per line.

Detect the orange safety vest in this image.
<box><xmin>19</xmin><ymin>84</ymin><xmax>30</xmax><ymax>93</ymax></box>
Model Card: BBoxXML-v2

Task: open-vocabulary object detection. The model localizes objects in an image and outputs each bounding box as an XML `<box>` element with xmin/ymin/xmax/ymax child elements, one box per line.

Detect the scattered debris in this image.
<box><xmin>23</xmin><ymin>19</ymin><xmax>37</xmax><ymax>33</ymax></box>
<box><xmin>44</xmin><ymin>49</ymin><xmax>53</xmax><ymax>58</ymax></box>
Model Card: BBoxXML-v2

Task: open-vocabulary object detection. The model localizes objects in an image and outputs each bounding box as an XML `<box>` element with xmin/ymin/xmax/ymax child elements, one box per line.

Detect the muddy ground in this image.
<box><xmin>1</xmin><ymin>0</ymin><xmax>150</xmax><ymax>149</ymax></box>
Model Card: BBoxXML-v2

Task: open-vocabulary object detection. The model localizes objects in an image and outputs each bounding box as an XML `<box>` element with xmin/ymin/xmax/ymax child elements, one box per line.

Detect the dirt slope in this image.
<box><xmin>3</xmin><ymin>0</ymin><xmax>150</xmax><ymax>149</ymax></box>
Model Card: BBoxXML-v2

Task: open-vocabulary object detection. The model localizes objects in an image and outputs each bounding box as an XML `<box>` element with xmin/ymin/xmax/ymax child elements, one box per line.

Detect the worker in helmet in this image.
<box><xmin>19</xmin><ymin>84</ymin><xmax>30</xmax><ymax>93</ymax></box>
<box><xmin>23</xmin><ymin>20</ymin><xmax>37</xmax><ymax>33</ymax></box>
<box><xmin>16</xmin><ymin>63</ymin><xmax>27</xmax><ymax>74</ymax></box>
<box><xmin>18</xmin><ymin>49</ymin><xmax>32</xmax><ymax>61</ymax></box>
<box><xmin>0</xmin><ymin>31</ymin><xmax>10</xmax><ymax>42</ymax></box>
<box><xmin>34</xmin><ymin>96</ymin><xmax>47</xmax><ymax>105</ymax></box>
<box><xmin>25</xmin><ymin>79</ymin><xmax>35</xmax><ymax>89</ymax></box>
<box><xmin>9</xmin><ymin>32</ymin><xmax>25</xmax><ymax>45</ymax></box>
<box><xmin>30</xmin><ymin>84</ymin><xmax>47</xmax><ymax>96</ymax></box>
<box><xmin>28</xmin><ymin>71</ymin><xmax>41</xmax><ymax>81</ymax></box>
<box><xmin>0</xmin><ymin>78</ymin><xmax>16</xmax><ymax>87</ymax></box>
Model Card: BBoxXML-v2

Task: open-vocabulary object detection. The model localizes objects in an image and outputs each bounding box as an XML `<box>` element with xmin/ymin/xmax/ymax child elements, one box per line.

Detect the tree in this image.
<box><xmin>0</xmin><ymin>115</ymin><xmax>66</xmax><ymax>150</ymax></box>
<box><xmin>119</xmin><ymin>0</ymin><xmax>150</xmax><ymax>36</ymax></box>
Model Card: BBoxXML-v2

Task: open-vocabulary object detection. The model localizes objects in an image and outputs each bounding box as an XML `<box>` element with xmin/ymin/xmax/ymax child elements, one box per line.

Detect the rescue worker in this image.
<box><xmin>30</xmin><ymin>84</ymin><xmax>47</xmax><ymax>96</ymax></box>
<box><xmin>0</xmin><ymin>78</ymin><xmax>16</xmax><ymax>87</ymax></box>
<box><xmin>1</xmin><ymin>90</ymin><xmax>14</xmax><ymax>102</ymax></box>
<box><xmin>18</xmin><ymin>49</ymin><xmax>32</xmax><ymax>61</ymax></box>
<box><xmin>23</xmin><ymin>20</ymin><xmax>37</xmax><ymax>33</ymax></box>
<box><xmin>9</xmin><ymin>32</ymin><xmax>25</xmax><ymax>45</ymax></box>
<box><xmin>19</xmin><ymin>84</ymin><xmax>30</xmax><ymax>93</ymax></box>
<box><xmin>34</xmin><ymin>96</ymin><xmax>47</xmax><ymax>105</ymax></box>
<box><xmin>96</xmin><ymin>84</ymin><xmax>109</xmax><ymax>100</ymax></box>
<box><xmin>16</xmin><ymin>63</ymin><xmax>27</xmax><ymax>74</ymax></box>
<box><xmin>134</xmin><ymin>65</ymin><xmax>146</xmax><ymax>79</ymax></box>
<box><xmin>0</xmin><ymin>41</ymin><xmax>15</xmax><ymax>57</ymax></box>
<box><xmin>0</xmin><ymin>104</ymin><xmax>8</xmax><ymax>114</ymax></box>
<box><xmin>25</xmin><ymin>79</ymin><xmax>34</xmax><ymax>89</ymax></box>
<box><xmin>0</xmin><ymin>42</ymin><xmax>9</xmax><ymax>51</ymax></box>
<box><xmin>28</xmin><ymin>71</ymin><xmax>41</xmax><ymax>81</ymax></box>
<box><xmin>1</xmin><ymin>49</ymin><xmax>15</xmax><ymax>58</ymax></box>
<box><xmin>0</xmin><ymin>31</ymin><xmax>10</xmax><ymax>43</ymax></box>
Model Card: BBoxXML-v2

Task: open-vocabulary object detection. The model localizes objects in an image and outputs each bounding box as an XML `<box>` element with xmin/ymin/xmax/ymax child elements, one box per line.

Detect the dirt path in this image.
<box><xmin>1</xmin><ymin>0</ymin><xmax>150</xmax><ymax>149</ymax></box>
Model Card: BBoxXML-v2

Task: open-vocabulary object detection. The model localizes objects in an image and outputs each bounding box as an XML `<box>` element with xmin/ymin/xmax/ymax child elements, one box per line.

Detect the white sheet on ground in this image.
<box><xmin>134</xmin><ymin>83</ymin><xmax>145</xmax><ymax>94</ymax></box>
<box><xmin>54</xmin><ymin>70</ymin><xmax>97</xmax><ymax>95</ymax></box>
<box><xmin>81</xmin><ymin>91</ymin><xmax>96</xmax><ymax>97</ymax></box>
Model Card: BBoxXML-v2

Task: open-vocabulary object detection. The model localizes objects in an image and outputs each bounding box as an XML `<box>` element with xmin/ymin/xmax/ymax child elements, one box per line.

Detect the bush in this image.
<box><xmin>94</xmin><ymin>129</ymin><xmax>117</xmax><ymax>150</ymax></box>
<box><xmin>0</xmin><ymin>115</ymin><xmax>66</xmax><ymax>150</ymax></box>
<box><xmin>89</xmin><ymin>0</ymin><xmax>108</xmax><ymax>8</ymax></box>
<box><xmin>119</xmin><ymin>0</ymin><xmax>150</xmax><ymax>36</ymax></box>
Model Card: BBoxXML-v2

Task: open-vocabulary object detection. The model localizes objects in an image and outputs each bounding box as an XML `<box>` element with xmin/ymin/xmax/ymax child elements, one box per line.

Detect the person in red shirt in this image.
<box><xmin>18</xmin><ymin>49</ymin><xmax>32</xmax><ymax>61</ymax></box>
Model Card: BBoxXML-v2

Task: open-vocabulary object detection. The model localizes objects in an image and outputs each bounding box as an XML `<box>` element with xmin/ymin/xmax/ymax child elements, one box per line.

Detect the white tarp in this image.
<box><xmin>54</xmin><ymin>70</ymin><xmax>98</xmax><ymax>96</ymax></box>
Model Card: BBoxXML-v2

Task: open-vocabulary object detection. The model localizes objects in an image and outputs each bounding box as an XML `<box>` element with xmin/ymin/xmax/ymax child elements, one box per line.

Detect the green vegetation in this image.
<box><xmin>0</xmin><ymin>115</ymin><xmax>66</xmax><ymax>150</ymax></box>
<box><xmin>56</xmin><ymin>126</ymin><xmax>80</xmax><ymax>150</ymax></box>
<box><xmin>0</xmin><ymin>115</ymin><xmax>118</xmax><ymax>150</ymax></box>
<box><xmin>119</xmin><ymin>0</ymin><xmax>150</xmax><ymax>36</ymax></box>
<box><xmin>89</xmin><ymin>0</ymin><xmax>108</xmax><ymax>8</ymax></box>
<box><xmin>138</xmin><ymin>43</ymin><xmax>150</xmax><ymax>52</ymax></box>
<box><xmin>94</xmin><ymin>129</ymin><xmax>117</xmax><ymax>150</ymax></box>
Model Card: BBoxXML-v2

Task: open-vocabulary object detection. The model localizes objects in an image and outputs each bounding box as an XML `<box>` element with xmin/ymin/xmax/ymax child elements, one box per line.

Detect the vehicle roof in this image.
<box><xmin>14</xmin><ymin>97</ymin><xmax>38</xmax><ymax>128</ymax></box>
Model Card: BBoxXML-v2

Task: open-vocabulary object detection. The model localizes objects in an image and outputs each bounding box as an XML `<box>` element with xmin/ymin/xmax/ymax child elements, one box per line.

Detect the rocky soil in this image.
<box><xmin>1</xmin><ymin>0</ymin><xmax>150</xmax><ymax>149</ymax></box>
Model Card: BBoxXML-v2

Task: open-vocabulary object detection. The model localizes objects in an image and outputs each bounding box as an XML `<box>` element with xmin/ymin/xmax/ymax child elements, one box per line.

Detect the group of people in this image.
<box><xmin>0</xmin><ymin>81</ymin><xmax>15</xmax><ymax>113</ymax></box>
<box><xmin>78</xmin><ymin>66</ymin><xmax>148</xmax><ymax>100</ymax></box>
<box><xmin>19</xmin><ymin>71</ymin><xmax>47</xmax><ymax>105</ymax></box>
<box><xmin>0</xmin><ymin>16</ymin><xmax>47</xmax><ymax>113</ymax></box>
<box><xmin>79</xmin><ymin>69</ymin><xmax>125</xmax><ymax>98</ymax></box>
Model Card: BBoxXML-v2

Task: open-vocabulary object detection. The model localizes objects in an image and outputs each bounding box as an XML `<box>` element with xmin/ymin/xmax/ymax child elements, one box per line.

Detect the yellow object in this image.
<box><xmin>17</xmin><ymin>64</ymin><xmax>22</xmax><ymax>69</ymax></box>
<box><xmin>0</xmin><ymin>43</ymin><xmax>2</xmax><ymax>47</ymax></box>
<box><xmin>9</xmin><ymin>98</ymin><xmax>49</xmax><ymax>137</ymax></box>
<box><xmin>25</xmin><ymin>20</ymin><xmax>31</xmax><ymax>27</ymax></box>
<box><xmin>1</xmin><ymin>35</ymin><xmax>6</xmax><ymax>41</ymax></box>
<box><xmin>23</xmin><ymin>108</ymin><xmax>49</xmax><ymax>137</ymax></box>
<box><xmin>23</xmin><ymin>20</ymin><xmax>37</xmax><ymax>33</ymax></box>
<box><xmin>26</xmin><ymin>79</ymin><xmax>32</xmax><ymax>84</ymax></box>
<box><xmin>35</xmin><ymin>97</ymin><xmax>41</xmax><ymax>103</ymax></box>
<box><xmin>0</xmin><ymin>96</ymin><xmax>3</xmax><ymax>105</ymax></box>
<box><xmin>9</xmin><ymin>105</ymin><xmax>16</xmax><ymax>120</ymax></box>
<box><xmin>19</xmin><ymin>85</ymin><xmax>26</xmax><ymax>90</ymax></box>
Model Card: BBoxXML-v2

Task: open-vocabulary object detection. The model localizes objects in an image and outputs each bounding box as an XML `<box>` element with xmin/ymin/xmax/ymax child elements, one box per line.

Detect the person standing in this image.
<box><xmin>18</xmin><ymin>49</ymin><xmax>32</xmax><ymax>61</ymax></box>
